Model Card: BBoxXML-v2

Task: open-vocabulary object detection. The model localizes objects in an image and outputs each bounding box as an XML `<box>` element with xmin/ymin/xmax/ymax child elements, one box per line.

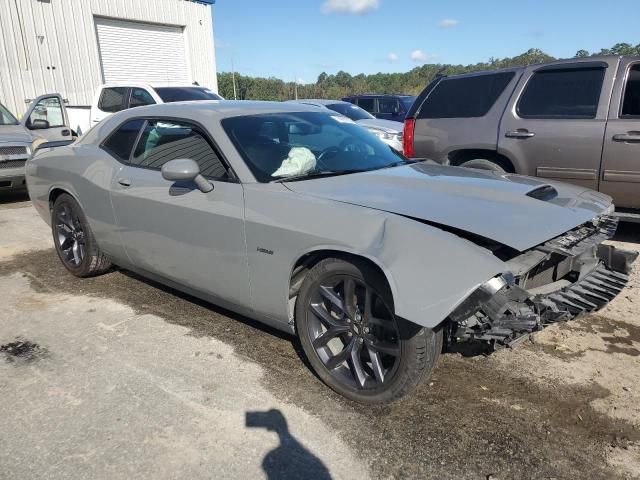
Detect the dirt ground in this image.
<box><xmin>1</xmin><ymin>190</ymin><xmax>639</xmax><ymax>480</ymax></box>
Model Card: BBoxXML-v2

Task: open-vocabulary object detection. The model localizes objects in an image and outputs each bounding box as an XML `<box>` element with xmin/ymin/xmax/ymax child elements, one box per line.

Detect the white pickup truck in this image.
<box><xmin>66</xmin><ymin>83</ymin><xmax>223</xmax><ymax>135</ymax></box>
<box><xmin>0</xmin><ymin>84</ymin><xmax>222</xmax><ymax>192</ymax></box>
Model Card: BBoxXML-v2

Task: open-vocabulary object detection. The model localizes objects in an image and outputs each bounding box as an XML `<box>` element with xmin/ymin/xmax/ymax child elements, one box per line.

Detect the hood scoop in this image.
<box><xmin>526</xmin><ymin>184</ymin><xmax>558</xmax><ymax>201</ymax></box>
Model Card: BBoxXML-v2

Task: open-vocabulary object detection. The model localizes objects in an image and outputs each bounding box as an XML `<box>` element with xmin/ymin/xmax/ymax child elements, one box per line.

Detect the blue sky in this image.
<box><xmin>212</xmin><ymin>0</ymin><xmax>637</xmax><ymax>83</ymax></box>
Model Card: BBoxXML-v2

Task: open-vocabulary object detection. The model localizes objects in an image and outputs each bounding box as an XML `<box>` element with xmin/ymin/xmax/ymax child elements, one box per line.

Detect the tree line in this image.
<box><xmin>216</xmin><ymin>42</ymin><xmax>640</xmax><ymax>101</ymax></box>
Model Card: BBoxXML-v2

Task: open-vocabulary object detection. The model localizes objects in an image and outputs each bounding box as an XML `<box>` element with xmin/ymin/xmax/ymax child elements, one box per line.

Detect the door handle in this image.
<box><xmin>505</xmin><ymin>129</ymin><xmax>536</xmax><ymax>139</ymax></box>
<box><xmin>612</xmin><ymin>132</ymin><xmax>640</xmax><ymax>143</ymax></box>
<box><xmin>61</xmin><ymin>129</ymin><xmax>70</xmax><ymax>137</ymax></box>
<box><xmin>117</xmin><ymin>178</ymin><xmax>132</xmax><ymax>187</ymax></box>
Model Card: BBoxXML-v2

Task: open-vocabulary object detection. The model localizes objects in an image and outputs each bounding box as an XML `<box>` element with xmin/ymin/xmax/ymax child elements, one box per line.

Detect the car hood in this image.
<box><xmin>355</xmin><ymin>118</ymin><xmax>403</xmax><ymax>133</ymax></box>
<box><xmin>0</xmin><ymin>125</ymin><xmax>32</xmax><ymax>144</ymax></box>
<box><xmin>286</xmin><ymin>162</ymin><xmax>612</xmax><ymax>252</ymax></box>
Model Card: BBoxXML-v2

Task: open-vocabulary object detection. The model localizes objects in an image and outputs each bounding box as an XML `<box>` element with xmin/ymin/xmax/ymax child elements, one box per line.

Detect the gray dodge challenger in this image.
<box><xmin>26</xmin><ymin>101</ymin><xmax>637</xmax><ymax>404</ymax></box>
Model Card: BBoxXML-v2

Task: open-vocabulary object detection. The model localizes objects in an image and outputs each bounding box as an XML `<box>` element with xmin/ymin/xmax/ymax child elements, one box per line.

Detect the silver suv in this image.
<box><xmin>404</xmin><ymin>56</ymin><xmax>640</xmax><ymax>211</ymax></box>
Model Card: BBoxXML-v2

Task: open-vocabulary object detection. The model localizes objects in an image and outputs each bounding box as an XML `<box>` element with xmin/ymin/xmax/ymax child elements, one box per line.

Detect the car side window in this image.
<box><xmin>98</xmin><ymin>87</ymin><xmax>127</xmax><ymax>113</ymax></box>
<box><xmin>357</xmin><ymin>98</ymin><xmax>374</xmax><ymax>113</ymax></box>
<box><xmin>378</xmin><ymin>98</ymin><xmax>399</xmax><ymax>114</ymax></box>
<box><xmin>129</xmin><ymin>88</ymin><xmax>156</xmax><ymax>108</ymax></box>
<box><xmin>517</xmin><ymin>67</ymin><xmax>605</xmax><ymax>119</ymax></box>
<box><xmin>418</xmin><ymin>72</ymin><xmax>515</xmax><ymax>119</ymax></box>
<box><xmin>621</xmin><ymin>64</ymin><xmax>640</xmax><ymax>117</ymax></box>
<box><xmin>102</xmin><ymin>119</ymin><xmax>145</xmax><ymax>162</ymax></box>
<box><xmin>131</xmin><ymin>120</ymin><xmax>228</xmax><ymax>178</ymax></box>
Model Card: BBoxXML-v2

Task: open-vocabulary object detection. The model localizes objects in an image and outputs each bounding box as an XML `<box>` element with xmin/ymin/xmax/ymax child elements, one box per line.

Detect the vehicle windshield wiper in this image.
<box><xmin>271</xmin><ymin>169</ymin><xmax>368</xmax><ymax>183</ymax></box>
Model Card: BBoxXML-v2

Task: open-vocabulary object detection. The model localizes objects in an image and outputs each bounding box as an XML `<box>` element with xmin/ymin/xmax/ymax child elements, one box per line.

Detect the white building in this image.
<box><xmin>0</xmin><ymin>0</ymin><xmax>217</xmax><ymax>116</ymax></box>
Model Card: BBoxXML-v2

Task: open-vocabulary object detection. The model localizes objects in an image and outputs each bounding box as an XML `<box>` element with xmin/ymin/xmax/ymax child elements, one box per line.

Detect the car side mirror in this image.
<box><xmin>161</xmin><ymin>158</ymin><xmax>213</xmax><ymax>193</ymax></box>
<box><xmin>29</xmin><ymin>118</ymin><xmax>50</xmax><ymax>130</ymax></box>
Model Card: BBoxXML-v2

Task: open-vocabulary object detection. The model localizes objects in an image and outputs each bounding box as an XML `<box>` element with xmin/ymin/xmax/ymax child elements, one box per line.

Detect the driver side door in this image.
<box><xmin>21</xmin><ymin>94</ymin><xmax>72</xmax><ymax>141</ymax></box>
<box><xmin>107</xmin><ymin>117</ymin><xmax>250</xmax><ymax>309</ymax></box>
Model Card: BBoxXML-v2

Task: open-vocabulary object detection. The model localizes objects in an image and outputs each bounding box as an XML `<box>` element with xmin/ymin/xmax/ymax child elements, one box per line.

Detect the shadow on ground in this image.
<box><xmin>614</xmin><ymin>221</ymin><xmax>640</xmax><ymax>244</ymax></box>
<box><xmin>0</xmin><ymin>189</ymin><xmax>30</xmax><ymax>206</ymax></box>
<box><xmin>246</xmin><ymin>409</ymin><xmax>332</xmax><ymax>480</ymax></box>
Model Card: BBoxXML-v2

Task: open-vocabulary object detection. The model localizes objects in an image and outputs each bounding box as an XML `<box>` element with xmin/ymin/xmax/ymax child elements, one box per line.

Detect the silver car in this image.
<box><xmin>287</xmin><ymin>99</ymin><xmax>403</xmax><ymax>151</ymax></box>
<box><xmin>26</xmin><ymin>101</ymin><xmax>637</xmax><ymax>404</ymax></box>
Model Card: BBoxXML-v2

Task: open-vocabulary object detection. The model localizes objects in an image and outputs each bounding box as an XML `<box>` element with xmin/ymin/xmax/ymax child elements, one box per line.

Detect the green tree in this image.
<box><xmin>216</xmin><ymin>42</ymin><xmax>640</xmax><ymax>101</ymax></box>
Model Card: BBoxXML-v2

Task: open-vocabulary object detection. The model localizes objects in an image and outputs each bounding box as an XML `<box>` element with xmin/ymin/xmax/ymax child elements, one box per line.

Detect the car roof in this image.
<box><xmin>440</xmin><ymin>55</ymin><xmax>640</xmax><ymax>80</ymax></box>
<box><xmin>106</xmin><ymin>100</ymin><xmax>334</xmax><ymax>121</ymax></box>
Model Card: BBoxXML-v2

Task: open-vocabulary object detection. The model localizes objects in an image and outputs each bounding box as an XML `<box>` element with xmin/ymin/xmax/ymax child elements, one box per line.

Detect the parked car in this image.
<box><xmin>26</xmin><ymin>101</ymin><xmax>636</xmax><ymax>404</ymax></box>
<box><xmin>342</xmin><ymin>94</ymin><xmax>416</xmax><ymax>122</ymax></box>
<box><xmin>0</xmin><ymin>94</ymin><xmax>74</xmax><ymax>191</ymax></box>
<box><xmin>66</xmin><ymin>83</ymin><xmax>224</xmax><ymax>135</ymax></box>
<box><xmin>404</xmin><ymin>55</ymin><xmax>640</xmax><ymax>212</ymax></box>
<box><xmin>288</xmin><ymin>99</ymin><xmax>403</xmax><ymax>150</ymax></box>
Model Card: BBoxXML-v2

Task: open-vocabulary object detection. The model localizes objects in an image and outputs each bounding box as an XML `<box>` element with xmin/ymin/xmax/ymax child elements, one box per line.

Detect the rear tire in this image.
<box><xmin>51</xmin><ymin>193</ymin><xmax>111</xmax><ymax>277</ymax></box>
<box><xmin>295</xmin><ymin>257</ymin><xmax>442</xmax><ymax>404</ymax></box>
<box><xmin>459</xmin><ymin>158</ymin><xmax>506</xmax><ymax>173</ymax></box>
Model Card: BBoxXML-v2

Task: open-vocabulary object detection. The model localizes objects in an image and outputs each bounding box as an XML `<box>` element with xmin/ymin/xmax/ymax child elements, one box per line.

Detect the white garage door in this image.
<box><xmin>95</xmin><ymin>17</ymin><xmax>191</xmax><ymax>85</ymax></box>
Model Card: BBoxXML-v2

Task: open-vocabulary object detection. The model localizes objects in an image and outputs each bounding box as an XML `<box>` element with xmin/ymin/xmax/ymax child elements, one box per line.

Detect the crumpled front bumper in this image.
<box><xmin>448</xmin><ymin>217</ymin><xmax>638</xmax><ymax>347</ymax></box>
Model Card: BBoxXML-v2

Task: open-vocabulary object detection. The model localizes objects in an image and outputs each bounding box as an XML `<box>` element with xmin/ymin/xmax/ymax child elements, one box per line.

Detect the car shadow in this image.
<box><xmin>119</xmin><ymin>269</ymin><xmax>296</xmax><ymax>341</ymax></box>
<box><xmin>245</xmin><ymin>409</ymin><xmax>332</xmax><ymax>480</ymax></box>
<box><xmin>0</xmin><ymin>189</ymin><xmax>29</xmax><ymax>205</ymax></box>
<box><xmin>613</xmin><ymin>221</ymin><xmax>640</xmax><ymax>245</ymax></box>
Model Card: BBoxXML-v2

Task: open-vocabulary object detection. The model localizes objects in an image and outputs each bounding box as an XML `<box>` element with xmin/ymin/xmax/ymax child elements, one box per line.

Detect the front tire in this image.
<box><xmin>52</xmin><ymin>193</ymin><xmax>111</xmax><ymax>277</ymax></box>
<box><xmin>296</xmin><ymin>257</ymin><xmax>442</xmax><ymax>404</ymax></box>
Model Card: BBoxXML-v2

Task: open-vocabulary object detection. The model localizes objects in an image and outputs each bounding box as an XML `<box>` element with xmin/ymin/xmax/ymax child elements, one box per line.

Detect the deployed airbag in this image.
<box><xmin>272</xmin><ymin>147</ymin><xmax>316</xmax><ymax>177</ymax></box>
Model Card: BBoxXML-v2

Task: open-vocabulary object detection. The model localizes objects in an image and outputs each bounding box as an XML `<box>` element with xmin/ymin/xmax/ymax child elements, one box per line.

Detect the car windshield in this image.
<box><xmin>326</xmin><ymin>103</ymin><xmax>374</xmax><ymax>121</ymax></box>
<box><xmin>155</xmin><ymin>87</ymin><xmax>223</xmax><ymax>103</ymax></box>
<box><xmin>0</xmin><ymin>103</ymin><xmax>18</xmax><ymax>125</ymax></box>
<box><xmin>400</xmin><ymin>96</ymin><xmax>417</xmax><ymax>111</ymax></box>
<box><xmin>222</xmin><ymin>111</ymin><xmax>409</xmax><ymax>183</ymax></box>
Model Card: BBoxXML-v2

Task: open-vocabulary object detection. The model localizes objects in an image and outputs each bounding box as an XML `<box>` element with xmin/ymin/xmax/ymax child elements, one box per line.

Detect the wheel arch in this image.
<box><xmin>48</xmin><ymin>187</ymin><xmax>71</xmax><ymax>211</ymax></box>
<box><xmin>447</xmin><ymin>149</ymin><xmax>516</xmax><ymax>173</ymax></box>
<box><xmin>289</xmin><ymin>249</ymin><xmax>397</xmax><ymax>308</ymax></box>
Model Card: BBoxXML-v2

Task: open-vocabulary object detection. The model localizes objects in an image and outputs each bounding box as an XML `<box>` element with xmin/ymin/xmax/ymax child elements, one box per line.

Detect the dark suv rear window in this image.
<box><xmin>517</xmin><ymin>67</ymin><xmax>605</xmax><ymax>119</ymax></box>
<box><xmin>417</xmin><ymin>72</ymin><xmax>515</xmax><ymax>119</ymax></box>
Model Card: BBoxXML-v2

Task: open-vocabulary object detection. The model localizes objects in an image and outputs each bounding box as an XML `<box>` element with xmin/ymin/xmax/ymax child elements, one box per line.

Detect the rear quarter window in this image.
<box><xmin>417</xmin><ymin>72</ymin><xmax>515</xmax><ymax>119</ymax></box>
<box><xmin>517</xmin><ymin>67</ymin><xmax>605</xmax><ymax>119</ymax></box>
<box><xmin>101</xmin><ymin>119</ymin><xmax>145</xmax><ymax>162</ymax></box>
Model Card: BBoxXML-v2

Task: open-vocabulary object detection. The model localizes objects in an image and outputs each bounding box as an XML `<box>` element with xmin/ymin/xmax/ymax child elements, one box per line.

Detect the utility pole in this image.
<box><xmin>294</xmin><ymin>74</ymin><xmax>298</xmax><ymax>100</ymax></box>
<box><xmin>231</xmin><ymin>58</ymin><xmax>237</xmax><ymax>100</ymax></box>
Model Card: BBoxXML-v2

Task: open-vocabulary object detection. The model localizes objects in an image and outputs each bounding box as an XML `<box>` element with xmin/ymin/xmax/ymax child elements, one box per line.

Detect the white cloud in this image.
<box><xmin>410</xmin><ymin>50</ymin><xmax>428</xmax><ymax>62</ymax></box>
<box><xmin>296</xmin><ymin>77</ymin><xmax>305</xmax><ymax>84</ymax></box>
<box><xmin>386</xmin><ymin>52</ymin><xmax>398</xmax><ymax>62</ymax></box>
<box><xmin>321</xmin><ymin>0</ymin><xmax>379</xmax><ymax>15</ymax></box>
<box><xmin>438</xmin><ymin>18</ymin><xmax>459</xmax><ymax>28</ymax></box>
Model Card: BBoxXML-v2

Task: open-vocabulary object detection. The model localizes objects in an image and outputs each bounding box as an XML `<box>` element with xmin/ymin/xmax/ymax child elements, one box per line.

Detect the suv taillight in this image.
<box><xmin>403</xmin><ymin>118</ymin><xmax>415</xmax><ymax>158</ymax></box>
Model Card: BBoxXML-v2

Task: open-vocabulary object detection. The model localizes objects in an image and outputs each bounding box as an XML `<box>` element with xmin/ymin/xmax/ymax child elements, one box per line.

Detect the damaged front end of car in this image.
<box><xmin>447</xmin><ymin>215</ymin><xmax>638</xmax><ymax>348</ymax></box>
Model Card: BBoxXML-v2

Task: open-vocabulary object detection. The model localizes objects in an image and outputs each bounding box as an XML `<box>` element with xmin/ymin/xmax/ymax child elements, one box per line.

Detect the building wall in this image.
<box><xmin>0</xmin><ymin>0</ymin><xmax>217</xmax><ymax>116</ymax></box>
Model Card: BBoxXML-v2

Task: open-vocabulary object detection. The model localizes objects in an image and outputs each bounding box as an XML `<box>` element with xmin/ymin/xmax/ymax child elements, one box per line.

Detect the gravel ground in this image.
<box><xmin>1</xmin><ymin>190</ymin><xmax>639</xmax><ymax>480</ymax></box>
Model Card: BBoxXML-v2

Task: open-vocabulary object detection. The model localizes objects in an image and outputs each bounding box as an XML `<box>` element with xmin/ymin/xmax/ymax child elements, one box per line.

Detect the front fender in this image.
<box><xmin>244</xmin><ymin>184</ymin><xmax>506</xmax><ymax>330</ymax></box>
<box><xmin>369</xmin><ymin>215</ymin><xmax>505</xmax><ymax>328</ymax></box>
